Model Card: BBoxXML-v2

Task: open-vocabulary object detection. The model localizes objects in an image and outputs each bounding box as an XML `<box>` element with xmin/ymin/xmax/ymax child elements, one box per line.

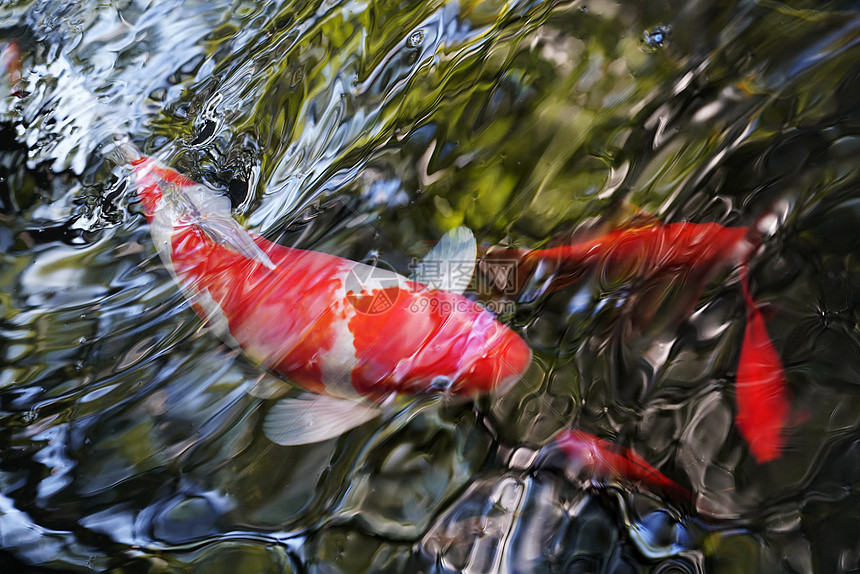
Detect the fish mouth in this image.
<box><xmin>463</xmin><ymin>340</ymin><xmax>532</xmax><ymax>397</ymax></box>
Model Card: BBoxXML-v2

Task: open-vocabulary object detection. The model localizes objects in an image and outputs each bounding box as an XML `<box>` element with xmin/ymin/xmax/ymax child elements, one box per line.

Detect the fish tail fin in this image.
<box><xmin>112</xmin><ymin>136</ymin><xmax>180</xmax><ymax>219</ymax></box>
<box><xmin>113</xmin><ymin>134</ymin><xmax>143</xmax><ymax>164</ymax></box>
<box><xmin>735</xmin><ymin>263</ymin><xmax>791</xmax><ymax>463</ymax></box>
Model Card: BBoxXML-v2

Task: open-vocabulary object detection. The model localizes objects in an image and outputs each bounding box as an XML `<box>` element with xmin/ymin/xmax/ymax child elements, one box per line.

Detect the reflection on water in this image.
<box><xmin>2</xmin><ymin>0</ymin><xmax>860</xmax><ymax>571</ymax></box>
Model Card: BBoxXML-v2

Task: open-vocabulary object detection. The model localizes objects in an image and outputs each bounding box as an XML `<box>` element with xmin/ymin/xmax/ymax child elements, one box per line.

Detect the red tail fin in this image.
<box><xmin>735</xmin><ymin>265</ymin><xmax>790</xmax><ymax>462</ymax></box>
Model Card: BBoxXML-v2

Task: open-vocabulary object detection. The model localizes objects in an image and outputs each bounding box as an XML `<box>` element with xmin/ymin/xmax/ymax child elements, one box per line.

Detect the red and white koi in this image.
<box><xmin>121</xmin><ymin>143</ymin><xmax>531</xmax><ymax>445</ymax></box>
<box><xmin>122</xmin><ymin>137</ymin><xmax>789</xmax><ymax>462</ymax></box>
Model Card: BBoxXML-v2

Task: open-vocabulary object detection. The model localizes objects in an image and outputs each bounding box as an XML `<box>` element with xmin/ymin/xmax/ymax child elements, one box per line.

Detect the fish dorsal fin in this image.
<box><xmin>171</xmin><ymin>183</ymin><xmax>276</xmax><ymax>270</ymax></box>
<box><xmin>409</xmin><ymin>226</ymin><xmax>477</xmax><ymax>294</ymax></box>
<box><xmin>263</xmin><ymin>393</ymin><xmax>381</xmax><ymax>445</ymax></box>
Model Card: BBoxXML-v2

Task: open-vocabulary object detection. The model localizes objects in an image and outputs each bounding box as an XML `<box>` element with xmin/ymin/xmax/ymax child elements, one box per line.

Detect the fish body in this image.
<box><xmin>735</xmin><ymin>264</ymin><xmax>790</xmax><ymax>462</ymax></box>
<box><xmin>128</xmin><ymin>153</ymin><xmax>531</xmax><ymax>443</ymax></box>
<box><xmin>524</xmin><ymin>221</ymin><xmax>752</xmax><ymax>275</ymax></box>
<box><xmin>553</xmin><ymin>429</ymin><xmax>691</xmax><ymax>501</ymax></box>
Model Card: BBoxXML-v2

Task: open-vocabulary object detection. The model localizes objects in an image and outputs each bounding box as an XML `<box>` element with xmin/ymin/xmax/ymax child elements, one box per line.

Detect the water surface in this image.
<box><xmin>2</xmin><ymin>0</ymin><xmax>860</xmax><ymax>572</ymax></box>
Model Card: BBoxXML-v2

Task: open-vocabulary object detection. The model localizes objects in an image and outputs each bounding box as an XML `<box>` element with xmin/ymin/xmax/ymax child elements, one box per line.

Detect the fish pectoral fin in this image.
<box><xmin>245</xmin><ymin>372</ymin><xmax>292</xmax><ymax>400</ymax></box>
<box><xmin>262</xmin><ymin>393</ymin><xmax>381</xmax><ymax>446</ymax></box>
<box><xmin>195</xmin><ymin>210</ymin><xmax>276</xmax><ymax>270</ymax></box>
<box><xmin>409</xmin><ymin>226</ymin><xmax>476</xmax><ymax>295</ymax></box>
<box><xmin>175</xmin><ymin>183</ymin><xmax>276</xmax><ymax>270</ymax></box>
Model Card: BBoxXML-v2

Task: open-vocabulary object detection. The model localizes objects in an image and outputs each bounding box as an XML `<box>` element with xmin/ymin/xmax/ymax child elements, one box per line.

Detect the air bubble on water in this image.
<box><xmin>643</xmin><ymin>25</ymin><xmax>670</xmax><ymax>51</ymax></box>
<box><xmin>408</xmin><ymin>30</ymin><xmax>425</xmax><ymax>48</ymax></box>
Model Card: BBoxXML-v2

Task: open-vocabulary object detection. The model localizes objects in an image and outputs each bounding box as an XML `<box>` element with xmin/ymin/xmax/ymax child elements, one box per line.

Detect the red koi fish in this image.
<box><xmin>489</xmin><ymin>218</ymin><xmax>789</xmax><ymax>463</ymax></box>
<box><xmin>2</xmin><ymin>39</ymin><xmax>21</xmax><ymax>97</ymax></box>
<box><xmin>552</xmin><ymin>429</ymin><xmax>691</xmax><ymax>501</ymax></box>
<box><xmin>120</xmin><ymin>143</ymin><xmax>531</xmax><ymax>445</ymax></box>
<box><xmin>734</xmin><ymin>264</ymin><xmax>790</xmax><ymax>463</ymax></box>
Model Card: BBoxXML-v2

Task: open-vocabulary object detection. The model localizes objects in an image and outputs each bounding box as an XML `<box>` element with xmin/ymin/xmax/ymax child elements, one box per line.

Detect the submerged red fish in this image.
<box><xmin>491</xmin><ymin>218</ymin><xmax>790</xmax><ymax>463</ymax></box>
<box><xmin>124</xmin><ymin>139</ymin><xmax>789</xmax><ymax>462</ymax></box>
<box><xmin>552</xmin><ymin>429</ymin><xmax>691</xmax><ymax>501</ymax></box>
<box><xmin>123</xmin><ymin>145</ymin><xmax>531</xmax><ymax>445</ymax></box>
<box><xmin>1</xmin><ymin>39</ymin><xmax>21</xmax><ymax>97</ymax></box>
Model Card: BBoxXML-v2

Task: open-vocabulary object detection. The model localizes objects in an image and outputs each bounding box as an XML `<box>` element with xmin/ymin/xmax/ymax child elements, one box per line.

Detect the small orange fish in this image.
<box><xmin>491</xmin><ymin>218</ymin><xmax>791</xmax><ymax>463</ymax></box>
<box><xmin>735</xmin><ymin>264</ymin><xmax>790</xmax><ymax>462</ymax></box>
<box><xmin>553</xmin><ymin>429</ymin><xmax>691</xmax><ymax>501</ymax></box>
<box><xmin>2</xmin><ymin>39</ymin><xmax>21</xmax><ymax>97</ymax></box>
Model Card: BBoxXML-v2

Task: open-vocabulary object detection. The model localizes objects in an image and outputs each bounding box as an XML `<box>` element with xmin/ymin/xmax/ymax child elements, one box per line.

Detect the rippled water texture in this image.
<box><xmin>2</xmin><ymin>0</ymin><xmax>860</xmax><ymax>572</ymax></box>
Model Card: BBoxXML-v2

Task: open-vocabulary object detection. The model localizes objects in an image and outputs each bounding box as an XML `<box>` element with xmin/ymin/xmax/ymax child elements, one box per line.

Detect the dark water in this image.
<box><xmin>2</xmin><ymin>0</ymin><xmax>860</xmax><ymax>572</ymax></box>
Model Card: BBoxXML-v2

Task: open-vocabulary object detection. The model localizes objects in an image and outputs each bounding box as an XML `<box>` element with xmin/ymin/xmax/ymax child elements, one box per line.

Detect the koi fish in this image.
<box><xmin>486</xmin><ymin>218</ymin><xmax>790</xmax><ymax>463</ymax></box>
<box><xmin>119</xmin><ymin>142</ymin><xmax>531</xmax><ymax>445</ymax></box>
<box><xmin>2</xmin><ymin>39</ymin><xmax>21</xmax><ymax>97</ymax></box>
<box><xmin>734</xmin><ymin>264</ymin><xmax>790</xmax><ymax>463</ymax></box>
<box><xmin>550</xmin><ymin>429</ymin><xmax>691</xmax><ymax>501</ymax></box>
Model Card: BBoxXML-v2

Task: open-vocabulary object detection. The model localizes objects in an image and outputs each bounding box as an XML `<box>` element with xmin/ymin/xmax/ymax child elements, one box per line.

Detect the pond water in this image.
<box><xmin>2</xmin><ymin>0</ymin><xmax>860</xmax><ymax>572</ymax></box>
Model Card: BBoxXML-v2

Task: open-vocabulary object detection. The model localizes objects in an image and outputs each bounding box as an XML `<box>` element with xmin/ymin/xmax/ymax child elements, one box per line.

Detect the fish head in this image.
<box><xmin>129</xmin><ymin>158</ymin><xmax>165</xmax><ymax>219</ymax></box>
<box><xmin>348</xmin><ymin>288</ymin><xmax>532</xmax><ymax>398</ymax></box>
<box><xmin>452</xmin><ymin>317</ymin><xmax>532</xmax><ymax>396</ymax></box>
<box><xmin>122</xmin><ymin>151</ymin><xmax>203</xmax><ymax>221</ymax></box>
